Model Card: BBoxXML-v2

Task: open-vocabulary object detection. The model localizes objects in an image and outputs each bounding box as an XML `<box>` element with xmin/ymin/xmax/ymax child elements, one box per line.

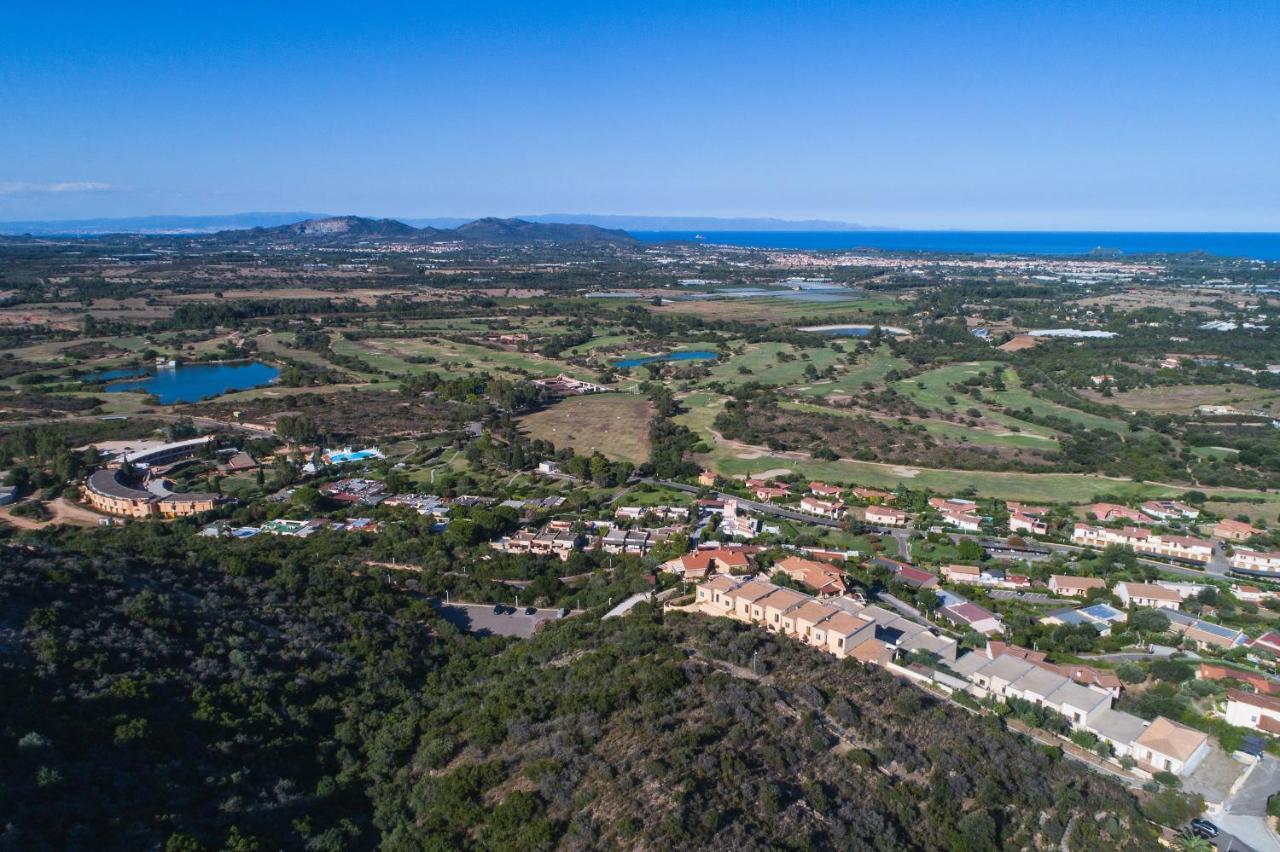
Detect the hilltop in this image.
<box><xmin>0</xmin><ymin>536</ymin><xmax>1159</xmax><ymax>850</ymax></box>
<box><xmin>209</xmin><ymin>215</ymin><xmax>636</xmax><ymax>246</ymax></box>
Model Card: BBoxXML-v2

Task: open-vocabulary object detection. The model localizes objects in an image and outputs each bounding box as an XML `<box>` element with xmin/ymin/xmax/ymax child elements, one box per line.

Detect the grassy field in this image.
<box><xmin>892</xmin><ymin>362</ymin><xmax>1125</xmax><ymax>434</ymax></box>
<box><xmin>779</xmin><ymin>400</ymin><xmax>1060</xmax><ymax>450</ymax></box>
<box><xmin>653</xmin><ymin>295</ymin><xmax>899</xmax><ymax>323</ymax></box>
<box><xmin>344</xmin><ymin>337</ymin><xmax>599</xmax><ymax>382</ymax></box>
<box><xmin>700</xmin><ymin>342</ymin><xmax>847</xmax><ymax>388</ymax></box>
<box><xmin>792</xmin><ymin>348</ymin><xmax>909</xmax><ymax>398</ymax></box>
<box><xmin>567</xmin><ymin>334</ymin><xmax>631</xmax><ymax>355</ymax></box>
<box><xmin>518</xmin><ymin>393</ymin><xmax>653</xmax><ymax>463</ymax></box>
<box><xmin>1088</xmin><ymin>383</ymin><xmax>1280</xmax><ymax>415</ymax></box>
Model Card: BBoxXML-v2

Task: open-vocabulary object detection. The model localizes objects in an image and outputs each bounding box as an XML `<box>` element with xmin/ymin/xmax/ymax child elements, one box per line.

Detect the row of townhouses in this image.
<box><xmin>951</xmin><ymin>646</ymin><xmax>1213</xmax><ymax>776</ymax></box>
<box><xmin>1072</xmin><ymin>524</ymin><xmax>1215</xmax><ymax>564</ymax></box>
<box><xmin>694</xmin><ymin>575</ymin><xmax>957</xmax><ymax>665</ymax></box>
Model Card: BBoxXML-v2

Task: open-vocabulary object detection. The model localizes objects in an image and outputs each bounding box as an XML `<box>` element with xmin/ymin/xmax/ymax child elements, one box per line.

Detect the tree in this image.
<box><xmin>1115</xmin><ymin>662</ymin><xmax>1147</xmax><ymax>684</ymax></box>
<box><xmin>1175</xmin><ymin>833</ymin><xmax>1213</xmax><ymax>852</ymax></box>
<box><xmin>956</xmin><ymin>538</ymin><xmax>984</xmax><ymax>561</ymax></box>
<box><xmin>292</xmin><ymin>485</ymin><xmax>320</xmax><ymax>510</ymax></box>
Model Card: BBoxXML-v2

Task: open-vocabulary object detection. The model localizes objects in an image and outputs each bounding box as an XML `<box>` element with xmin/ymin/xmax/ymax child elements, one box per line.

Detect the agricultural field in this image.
<box><xmin>518</xmin><ymin>392</ymin><xmax>653</xmax><ymax>463</ymax></box>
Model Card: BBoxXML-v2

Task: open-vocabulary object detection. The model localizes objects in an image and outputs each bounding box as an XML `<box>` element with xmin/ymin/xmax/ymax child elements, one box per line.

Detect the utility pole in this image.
<box><xmin>752</xmin><ymin>650</ymin><xmax>758</xmax><ymax>677</ymax></box>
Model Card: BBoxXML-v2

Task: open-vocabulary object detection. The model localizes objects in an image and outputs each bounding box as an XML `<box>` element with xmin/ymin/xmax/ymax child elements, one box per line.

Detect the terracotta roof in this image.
<box><xmin>1133</xmin><ymin>716</ymin><xmax>1209</xmax><ymax>763</ymax></box>
<box><xmin>1051</xmin><ymin>574</ymin><xmax>1106</xmax><ymax>591</ymax></box>
<box><xmin>1227</xmin><ymin>688</ymin><xmax>1280</xmax><ymax>714</ymax></box>
<box><xmin>1118</xmin><ymin>581</ymin><xmax>1181</xmax><ymax>602</ymax></box>
<box><xmin>849</xmin><ymin>638</ymin><xmax>893</xmax><ymax>664</ymax></box>
<box><xmin>821</xmin><ymin>611</ymin><xmax>868</xmax><ymax>636</ymax></box>
<box><xmin>790</xmin><ymin>600</ymin><xmax>838</xmax><ymax>625</ymax></box>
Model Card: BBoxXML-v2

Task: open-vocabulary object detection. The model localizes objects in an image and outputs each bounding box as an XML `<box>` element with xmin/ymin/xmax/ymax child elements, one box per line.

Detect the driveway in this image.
<box><xmin>1212</xmin><ymin>757</ymin><xmax>1280</xmax><ymax>852</ymax></box>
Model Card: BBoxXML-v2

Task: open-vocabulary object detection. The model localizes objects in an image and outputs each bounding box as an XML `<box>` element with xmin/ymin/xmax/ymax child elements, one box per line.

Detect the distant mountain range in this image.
<box><xmin>0</xmin><ymin>211</ymin><xmax>883</xmax><ymax>237</ymax></box>
<box><xmin>507</xmin><ymin>214</ymin><xmax>882</xmax><ymax>231</ymax></box>
<box><xmin>215</xmin><ymin>215</ymin><xmax>637</xmax><ymax>245</ymax></box>
<box><xmin>0</xmin><ymin>212</ymin><xmax>329</xmax><ymax>236</ymax></box>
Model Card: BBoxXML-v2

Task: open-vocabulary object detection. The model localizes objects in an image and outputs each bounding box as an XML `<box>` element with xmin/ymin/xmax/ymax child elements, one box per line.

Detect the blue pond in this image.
<box><xmin>106</xmin><ymin>361</ymin><xmax>280</xmax><ymax>404</ymax></box>
<box><xmin>613</xmin><ymin>350</ymin><xmax>717</xmax><ymax>369</ymax></box>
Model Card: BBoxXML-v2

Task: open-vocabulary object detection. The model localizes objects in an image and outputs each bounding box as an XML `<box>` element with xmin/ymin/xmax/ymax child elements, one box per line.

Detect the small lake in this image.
<box><xmin>106</xmin><ymin>361</ymin><xmax>280</xmax><ymax>403</ymax></box>
<box><xmin>613</xmin><ymin>350</ymin><xmax>717</xmax><ymax>369</ymax></box>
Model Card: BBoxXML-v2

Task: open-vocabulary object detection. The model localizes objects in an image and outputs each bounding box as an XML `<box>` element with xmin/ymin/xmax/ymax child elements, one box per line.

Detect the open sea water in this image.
<box><xmin>630</xmin><ymin>231</ymin><xmax>1280</xmax><ymax>261</ymax></box>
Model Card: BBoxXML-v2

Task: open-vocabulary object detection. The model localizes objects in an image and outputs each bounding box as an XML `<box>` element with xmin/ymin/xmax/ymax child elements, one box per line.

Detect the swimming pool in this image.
<box><xmin>327</xmin><ymin>448</ymin><xmax>383</xmax><ymax>464</ymax></box>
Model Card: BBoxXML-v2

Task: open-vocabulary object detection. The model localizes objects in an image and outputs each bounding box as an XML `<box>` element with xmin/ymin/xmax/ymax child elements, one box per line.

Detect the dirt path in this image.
<box><xmin>0</xmin><ymin>497</ymin><xmax>106</xmax><ymax>529</ymax></box>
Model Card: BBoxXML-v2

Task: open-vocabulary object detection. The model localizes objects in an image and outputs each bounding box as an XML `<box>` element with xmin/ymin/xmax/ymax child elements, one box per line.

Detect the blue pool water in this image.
<box><xmin>106</xmin><ymin>361</ymin><xmax>280</xmax><ymax>403</ymax></box>
<box><xmin>328</xmin><ymin>449</ymin><xmax>382</xmax><ymax>464</ymax></box>
<box><xmin>613</xmin><ymin>350</ymin><xmax>717</xmax><ymax>369</ymax></box>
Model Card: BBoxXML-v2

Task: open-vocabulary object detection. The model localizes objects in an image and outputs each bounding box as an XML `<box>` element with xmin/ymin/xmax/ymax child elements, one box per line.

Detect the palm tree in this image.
<box><xmin>1176</xmin><ymin>832</ymin><xmax>1213</xmax><ymax>852</ymax></box>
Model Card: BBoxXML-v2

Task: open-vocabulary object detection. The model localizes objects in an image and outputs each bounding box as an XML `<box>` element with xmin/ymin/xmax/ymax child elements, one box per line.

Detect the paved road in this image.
<box><xmin>653</xmin><ymin>479</ymin><xmax>1250</xmax><ymax>588</ymax></box>
<box><xmin>1215</xmin><ymin>757</ymin><xmax>1280</xmax><ymax>852</ymax></box>
<box><xmin>603</xmin><ymin>591</ymin><xmax>653</xmax><ymax>619</ymax></box>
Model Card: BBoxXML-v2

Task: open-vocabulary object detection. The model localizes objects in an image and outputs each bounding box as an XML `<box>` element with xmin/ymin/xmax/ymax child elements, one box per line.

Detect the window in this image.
<box><xmin>837</xmin><ymin>638</ymin><xmax>844</xmax><ymax>648</ymax></box>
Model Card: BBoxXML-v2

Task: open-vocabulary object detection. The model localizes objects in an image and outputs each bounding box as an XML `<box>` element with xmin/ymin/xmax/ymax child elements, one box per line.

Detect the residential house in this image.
<box><xmin>1251</xmin><ymin>631</ymin><xmax>1280</xmax><ymax>656</ymax></box>
<box><xmin>809</xmin><ymin>481</ymin><xmax>844</xmax><ymax>498</ymax></box>
<box><xmin>726</xmin><ymin>580</ymin><xmax>779</xmax><ymax>623</ymax></box>
<box><xmin>662</xmin><ymin>547</ymin><xmax>752</xmax><ymax>580</ymax></box>
<box><xmin>1009</xmin><ymin>510</ymin><xmax>1049</xmax><ymax>536</ymax></box>
<box><xmin>1162</xmin><ymin>610</ymin><xmax>1247</xmax><ymax>650</ymax></box>
<box><xmin>942</xmin><ymin>602</ymin><xmax>1003</xmax><ymax>635</ymax></box>
<box><xmin>695</xmin><ymin>575</ymin><xmax>742</xmax><ymax>614</ymax></box>
<box><xmin>865</xmin><ymin>506</ymin><xmax>908</xmax><ymax>526</ymax></box>
<box><xmin>1141</xmin><ymin>500</ymin><xmax>1200</xmax><ymax>521</ymax></box>
<box><xmin>1072</xmin><ymin>525</ymin><xmax>1212</xmax><ymax>564</ymax></box>
<box><xmin>893</xmin><ymin>565</ymin><xmax>939</xmax><ymax>589</ymax></box>
<box><xmin>1197</xmin><ymin>664</ymin><xmax>1280</xmax><ymax>695</ymax></box>
<box><xmin>1215</xmin><ymin>518</ymin><xmax>1261</xmax><ymax>542</ymax></box>
<box><xmin>785</xmin><ymin>599</ymin><xmax>837</xmax><ymax>642</ymax></box>
<box><xmin>773</xmin><ymin>556</ymin><xmax>847</xmax><ymax>596</ymax></box>
<box><xmin>823</xmin><ymin>612</ymin><xmax>878</xmax><ymax>659</ymax></box>
<box><xmin>752</xmin><ymin>485</ymin><xmax>790</xmax><ymax>502</ymax></box>
<box><xmin>1049</xmin><ymin>574</ymin><xmax>1107</xmax><ymax>598</ymax></box>
<box><xmin>1131</xmin><ymin>716</ymin><xmax>1211</xmax><ymax>776</ymax></box>
<box><xmin>1088</xmin><ymin>503</ymin><xmax>1151</xmax><ymax>525</ymax></box>
<box><xmin>1231</xmin><ymin>584</ymin><xmax>1274</xmax><ymax>603</ymax></box>
<box><xmin>799</xmin><ymin>495</ymin><xmax>846</xmax><ymax>520</ymax></box>
<box><xmin>1231</xmin><ymin>549</ymin><xmax>1280</xmax><ymax>577</ymax></box>
<box><xmin>852</xmin><ymin>487</ymin><xmax>893</xmax><ymax>503</ymax></box>
<box><xmin>1089</xmin><ymin>709</ymin><xmax>1149</xmax><ymax>758</ymax></box>
<box><xmin>941</xmin><ymin>564</ymin><xmax>982</xmax><ymax>584</ymax></box>
<box><xmin>1224</xmin><ymin>690</ymin><xmax>1280</xmax><ymax>734</ymax></box>
<box><xmin>941</xmin><ymin>509</ymin><xmax>982</xmax><ymax>532</ymax></box>
<box><xmin>794</xmin><ymin>600</ymin><xmax>839</xmax><ymax>647</ymax></box>
<box><xmin>929</xmin><ymin>497</ymin><xmax>978</xmax><ymax>512</ymax></box>
<box><xmin>758</xmin><ymin>588</ymin><xmax>812</xmax><ymax>632</ymax></box>
<box><xmin>1114</xmin><ymin>581</ymin><xmax>1182</xmax><ymax>611</ymax></box>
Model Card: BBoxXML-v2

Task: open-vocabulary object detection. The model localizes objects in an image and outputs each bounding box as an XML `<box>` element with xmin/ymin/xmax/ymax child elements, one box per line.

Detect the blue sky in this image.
<box><xmin>1</xmin><ymin>1</ymin><xmax>1277</xmax><ymax>229</ymax></box>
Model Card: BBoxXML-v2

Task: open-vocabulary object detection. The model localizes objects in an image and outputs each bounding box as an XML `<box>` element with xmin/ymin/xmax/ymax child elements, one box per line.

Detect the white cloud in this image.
<box><xmin>0</xmin><ymin>181</ymin><xmax>113</xmax><ymax>195</ymax></box>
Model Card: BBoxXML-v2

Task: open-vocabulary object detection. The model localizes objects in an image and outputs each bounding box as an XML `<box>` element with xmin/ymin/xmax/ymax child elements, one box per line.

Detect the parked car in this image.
<box><xmin>1188</xmin><ymin>819</ymin><xmax>1219</xmax><ymax>839</ymax></box>
<box><xmin>492</xmin><ymin>604</ymin><xmax>504</xmax><ymax>614</ymax></box>
<box><xmin>525</xmin><ymin>606</ymin><xmax>537</xmax><ymax>615</ymax></box>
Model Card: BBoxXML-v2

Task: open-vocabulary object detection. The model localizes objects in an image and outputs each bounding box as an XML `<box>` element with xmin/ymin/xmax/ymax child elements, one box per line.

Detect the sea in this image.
<box><xmin>630</xmin><ymin>231</ymin><xmax>1280</xmax><ymax>261</ymax></box>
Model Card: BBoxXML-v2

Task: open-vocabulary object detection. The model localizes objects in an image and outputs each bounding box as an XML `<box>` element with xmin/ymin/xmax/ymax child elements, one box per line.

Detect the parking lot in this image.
<box><xmin>432</xmin><ymin>601</ymin><xmax>566</xmax><ymax>638</ymax></box>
